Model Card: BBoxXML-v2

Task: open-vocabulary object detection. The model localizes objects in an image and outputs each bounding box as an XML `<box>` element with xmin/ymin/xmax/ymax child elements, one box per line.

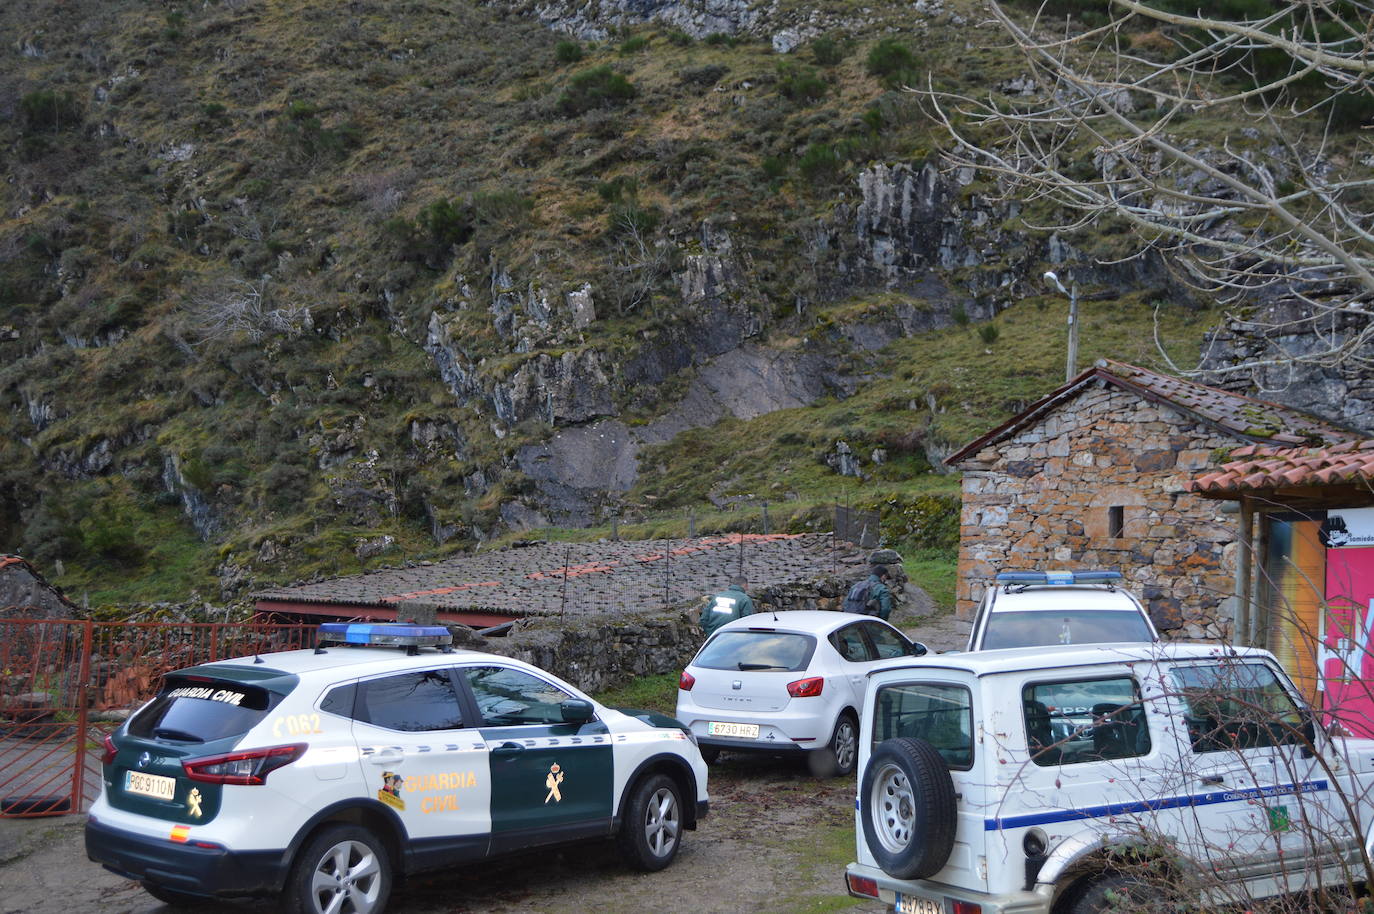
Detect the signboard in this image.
<box><xmin>1320</xmin><ymin>508</ymin><xmax>1374</xmax><ymax>549</ymax></box>
<box><xmin>1321</xmin><ymin>543</ymin><xmax>1374</xmax><ymax>737</ymax></box>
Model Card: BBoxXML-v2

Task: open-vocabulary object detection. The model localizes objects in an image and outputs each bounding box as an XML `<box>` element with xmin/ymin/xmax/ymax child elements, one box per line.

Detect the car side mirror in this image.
<box><xmin>560</xmin><ymin>699</ymin><xmax>596</xmax><ymax>724</ymax></box>
<box><xmin>908</xmin><ymin>641</ymin><xmax>928</xmax><ymax>657</ymax></box>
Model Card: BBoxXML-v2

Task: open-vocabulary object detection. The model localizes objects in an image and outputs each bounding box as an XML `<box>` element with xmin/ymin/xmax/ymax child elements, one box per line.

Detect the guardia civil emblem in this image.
<box><xmin>544</xmin><ymin>762</ymin><xmax>564</xmax><ymax>804</ymax></box>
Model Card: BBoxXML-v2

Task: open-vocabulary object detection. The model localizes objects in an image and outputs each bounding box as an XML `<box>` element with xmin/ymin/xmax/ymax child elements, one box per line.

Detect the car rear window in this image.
<box><xmin>128</xmin><ymin>675</ymin><xmax>285</xmax><ymax>743</ymax></box>
<box><xmin>694</xmin><ymin>631</ymin><xmax>816</xmax><ymax>672</ymax></box>
<box><xmin>982</xmin><ymin>609</ymin><xmax>1153</xmax><ymax>650</ymax></box>
<box><xmin>873</xmin><ymin>683</ymin><xmax>974</xmax><ymax>769</ymax></box>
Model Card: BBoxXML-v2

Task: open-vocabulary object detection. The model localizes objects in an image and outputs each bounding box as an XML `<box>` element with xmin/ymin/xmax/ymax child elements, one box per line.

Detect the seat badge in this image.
<box><xmin>137</xmin><ymin>752</ymin><xmax>151</xmax><ymax>770</ymax></box>
<box><xmin>545</xmin><ymin>763</ymin><xmax>564</xmax><ymax>804</ymax></box>
<box><xmin>732</xmin><ymin>680</ymin><xmax>742</xmax><ymax>690</ymax></box>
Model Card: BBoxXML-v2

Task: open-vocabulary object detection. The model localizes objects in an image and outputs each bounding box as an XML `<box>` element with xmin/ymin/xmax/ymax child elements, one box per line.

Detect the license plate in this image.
<box><xmin>895</xmin><ymin>893</ymin><xmax>941</xmax><ymax>914</ymax></box>
<box><xmin>707</xmin><ymin>721</ymin><xmax>759</xmax><ymax>739</ymax></box>
<box><xmin>126</xmin><ymin>770</ymin><xmax>176</xmax><ymax>800</ymax></box>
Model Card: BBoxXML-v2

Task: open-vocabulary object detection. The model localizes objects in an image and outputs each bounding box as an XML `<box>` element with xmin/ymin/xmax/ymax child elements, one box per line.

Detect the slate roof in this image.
<box><xmin>945</xmin><ymin>359</ymin><xmax>1357</xmax><ymax>466</ymax></box>
<box><xmin>1189</xmin><ymin>439</ymin><xmax>1374</xmax><ymax>496</ymax></box>
<box><xmin>254</xmin><ymin>533</ymin><xmax>866</xmax><ymax>622</ymax></box>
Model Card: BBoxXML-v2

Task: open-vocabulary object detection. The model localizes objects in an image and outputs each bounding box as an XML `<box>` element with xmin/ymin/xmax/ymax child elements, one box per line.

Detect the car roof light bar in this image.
<box><xmin>317</xmin><ymin>623</ymin><xmax>454</xmax><ymax>652</ymax></box>
<box><xmin>994</xmin><ymin>570</ymin><xmax>1122</xmax><ymax>585</ymax></box>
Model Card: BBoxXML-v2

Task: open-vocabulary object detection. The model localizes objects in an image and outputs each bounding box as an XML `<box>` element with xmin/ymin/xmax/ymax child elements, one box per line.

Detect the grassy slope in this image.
<box><xmin>0</xmin><ymin>0</ymin><xmax>1219</xmax><ymax>609</ymax></box>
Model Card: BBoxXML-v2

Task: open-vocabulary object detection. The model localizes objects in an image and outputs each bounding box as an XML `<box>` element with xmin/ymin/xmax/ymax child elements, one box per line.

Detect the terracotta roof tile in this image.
<box><xmin>1190</xmin><ymin>438</ymin><xmax>1374</xmax><ymax>494</ymax></box>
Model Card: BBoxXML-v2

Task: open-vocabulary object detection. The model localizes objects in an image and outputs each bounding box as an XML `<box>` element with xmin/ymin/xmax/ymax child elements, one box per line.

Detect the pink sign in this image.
<box><xmin>1321</xmin><ymin>546</ymin><xmax>1374</xmax><ymax>736</ymax></box>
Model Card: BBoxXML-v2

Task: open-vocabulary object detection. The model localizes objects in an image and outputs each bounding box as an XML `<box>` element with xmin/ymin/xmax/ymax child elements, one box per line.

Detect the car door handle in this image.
<box><xmin>367</xmin><ymin>748</ymin><xmax>404</xmax><ymax>765</ymax></box>
<box><xmin>1200</xmin><ymin>774</ymin><xmax>1224</xmax><ymax>786</ymax></box>
<box><xmin>492</xmin><ymin>741</ymin><xmax>526</xmax><ymax>759</ymax></box>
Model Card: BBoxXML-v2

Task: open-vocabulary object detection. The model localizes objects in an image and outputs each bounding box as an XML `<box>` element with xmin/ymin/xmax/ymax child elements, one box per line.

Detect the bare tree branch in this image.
<box><xmin>921</xmin><ymin>0</ymin><xmax>1374</xmax><ymax>377</ymax></box>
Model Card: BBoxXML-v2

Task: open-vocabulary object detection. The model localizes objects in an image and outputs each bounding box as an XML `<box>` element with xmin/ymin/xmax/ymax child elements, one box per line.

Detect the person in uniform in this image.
<box><xmin>700</xmin><ymin>576</ymin><xmax>757</xmax><ymax>637</ymax></box>
<box><xmin>865</xmin><ymin>565</ymin><xmax>895</xmax><ymax>621</ymax></box>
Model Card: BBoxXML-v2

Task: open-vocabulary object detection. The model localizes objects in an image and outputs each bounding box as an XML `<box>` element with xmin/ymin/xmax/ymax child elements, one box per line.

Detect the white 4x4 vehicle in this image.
<box><xmin>967</xmin><ymin>570</ymin><xmax>1157</xmax><ymax>652</ymax></box>
<box><xmin>86</xmin><ymin>624</ymin><xmax>708</xmax><ymax>913</ymax></box>
<box><xmin>846</xmin><ymin>642</ymin><xmax>1374</xmax><ymax>913</ymax></box>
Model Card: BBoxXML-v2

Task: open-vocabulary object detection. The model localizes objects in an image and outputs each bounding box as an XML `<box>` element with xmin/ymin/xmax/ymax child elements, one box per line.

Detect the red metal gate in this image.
<box><xmin>0</xmin><ymin>619</ymin><xmax>316</xmax><ymax>818</ymax></box>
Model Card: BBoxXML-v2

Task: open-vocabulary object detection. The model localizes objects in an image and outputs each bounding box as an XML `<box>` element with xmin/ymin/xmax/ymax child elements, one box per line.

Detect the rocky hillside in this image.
<box><xmin>0</xmin><ymin>0</ymin><xmax>1358</xmax><ymax>605</ymax></box>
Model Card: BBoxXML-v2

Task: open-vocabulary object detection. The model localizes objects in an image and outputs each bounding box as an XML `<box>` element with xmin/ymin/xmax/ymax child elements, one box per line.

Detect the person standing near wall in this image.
<box><xmin>700</xmin><ymin>576</ymin><xmax>756</xmax><ymax>637</ymax></box>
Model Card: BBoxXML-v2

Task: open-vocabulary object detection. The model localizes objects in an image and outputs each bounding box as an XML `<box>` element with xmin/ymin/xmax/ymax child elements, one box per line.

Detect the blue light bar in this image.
<box><xmin>994</xmin><ymin>570</ymin><xmax>1123</xmax><ymax>585</ymax></box>
<box><xmin>317</xmin><ymin>623</ymin><xmax>453</xmax><ymax>647</ymax></box>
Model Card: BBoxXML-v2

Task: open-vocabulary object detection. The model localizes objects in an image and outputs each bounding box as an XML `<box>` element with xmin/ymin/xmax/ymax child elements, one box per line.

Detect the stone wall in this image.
<box><xmin>953</xmin><ymin>381</ymin><xmax>1237</xmax><ymax>635</ymax></box>
<box><xmin>459</xmin><ymin>557</ymin><xmax>906</xmax><ymax>694</ymax></box>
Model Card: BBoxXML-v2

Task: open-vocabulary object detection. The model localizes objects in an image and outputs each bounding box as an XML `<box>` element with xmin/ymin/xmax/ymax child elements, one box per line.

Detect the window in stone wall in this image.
<box><xmin>1108</xmin><ymin>506</ymin><xmax>1125</xmax><ymax>538</ymax></box>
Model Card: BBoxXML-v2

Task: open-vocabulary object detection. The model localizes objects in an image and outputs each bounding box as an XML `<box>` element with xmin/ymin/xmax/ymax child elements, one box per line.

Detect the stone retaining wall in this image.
<box><xmin>452</xmin><ymin>558</ymin><xmax>907</xmax><ymax>694</ymax></box>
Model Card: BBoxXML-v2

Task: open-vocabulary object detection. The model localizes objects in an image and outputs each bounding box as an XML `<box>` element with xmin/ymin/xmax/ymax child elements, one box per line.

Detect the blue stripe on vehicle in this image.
<box><xmin>984</xmin><ymin>780</ymin><xmax>1329</xmax><ymax>831</ymax></box>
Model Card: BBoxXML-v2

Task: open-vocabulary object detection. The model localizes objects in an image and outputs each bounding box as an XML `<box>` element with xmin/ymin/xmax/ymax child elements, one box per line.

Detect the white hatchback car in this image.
<box><xmin>967</xmin><ymin>570</ymin><xmax>1158</xmax><ymax>651</ymax></box>
<box><xmin>86</xmin><ymin>623</ymin><xmax>709</xmax><ymax>913</ymax></box>
<box><xmin>675</xmin><ymin>611</ymin><xmax>927</xmax><ymax>776</ymax></box>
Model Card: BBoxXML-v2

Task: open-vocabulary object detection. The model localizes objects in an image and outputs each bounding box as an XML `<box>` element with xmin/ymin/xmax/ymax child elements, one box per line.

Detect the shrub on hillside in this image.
<box><xmin>866</xmin><ymin>37</ymin><xmax>920</xmax><ymax>88</ymax></box>
<box><xmin>555</xmin><ymin>40</ymin><xmax>584</xmax><ymax>64</ymax></box>
<box><xmin>558</xmin><ymin>65</ymin><xmax>637</xmax><ymax>115</ymax></box>
<box><xmin>620</xmin><ymin>35</ymin><xmax>649</xmax><ymax>54</ymax></box>
<box><xmin>812</xmin><ymin>35</ymin><xmax>846</xmax><ymax>66</ymax></box>
<box><xmin>20</xmin><ymin>89</ymin><xmax>82</xmax><ymax>132</ymax></box>
<box><xmin>798</xmin><ymin>142</ymin><xmax>842</xmax><ymax>185</ymax></box>
<box><xmin>776</xmin><ymin>61</ymin><xmax>827</xmax><ymax>104</ymax></box>
<box><xmin>280</xmin><ymin>99</ymin><xmax>361</xmax><ymax>162</ymax></box>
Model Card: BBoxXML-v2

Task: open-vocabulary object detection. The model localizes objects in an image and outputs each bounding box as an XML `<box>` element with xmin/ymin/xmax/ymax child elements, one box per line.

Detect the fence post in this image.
<box><xmin>762</xmin><ymin>501</ymin><xmax>770</xmax><ymax>535</ymax></box>
<box><xmin>73</xmin><ymin>620</ymin><xmax>93</xmax><ymax>813</ymax></box>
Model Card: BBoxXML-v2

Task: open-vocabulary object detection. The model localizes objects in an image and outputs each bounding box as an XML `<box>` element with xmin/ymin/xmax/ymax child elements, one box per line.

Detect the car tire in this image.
<box><xmin>281</xmin><ymin>823</ymin><xmax>392</xmax><ymax>914</ymax></box>
<box><xmin>829</xmin><ymin>712</ymin><xmax>859</xmax><ymax>776</ymax></box>
<box><xmin>860</xmin><ymin>737</ymin><xmax>957</xmax><ymax>880</ymax></box>
<box><xmin>141</xmin><ymin>882</ymin><xmax>204</xmax><ymax>907</ymax></box>
<box><xmin>807</xmin><ymin>712</ymin><xmax>860</xmax><ymax>778</ymax></box>
<box><xmin>699</xmin><ymin>747</ymin><xmax>720</xmax><ymax>764</ymax></box>
<box><xmin>1067</xmin><ymin>873</ymin><xmax>1165</xmax><ymax>913</ymax></box>
<box><xmin>617</xmin><ymin>772</ymin><xmax>683</xmax><ymax>872</ymax></box>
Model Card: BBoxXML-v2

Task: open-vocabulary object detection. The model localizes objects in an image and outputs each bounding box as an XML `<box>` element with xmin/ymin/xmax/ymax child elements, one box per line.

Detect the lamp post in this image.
<box><xmin>1043</xmin><ymin>271</ymin><xmax>1078</xmax><ymax>382</ymax></box>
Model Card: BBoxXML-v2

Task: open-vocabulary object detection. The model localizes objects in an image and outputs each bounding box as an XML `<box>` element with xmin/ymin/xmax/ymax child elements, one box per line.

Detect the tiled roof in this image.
<box><xmin>946</xmin><ymin>359</ymin><xmax>1357</xmax><ymax>466</ymax></box>
<box><xmin>254</xmin><ymin>534</ymin><xmax>868</xmax><ymax>619</ymax></box>
<box><xmin>1189</xmin><ymin>439</ymin><xmax>1374</xmax><ymax>495</ymax></box>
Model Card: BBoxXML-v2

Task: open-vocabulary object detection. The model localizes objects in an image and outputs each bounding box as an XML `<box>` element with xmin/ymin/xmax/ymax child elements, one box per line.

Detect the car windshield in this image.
<box><xmin>694</xmin><ymin>631</ymin><xmax>816</xmax><ymax>672</ymax></box>
<box><xmin>981</xmin><ymin>609</ymin><xmax>1153</xmax><ymax>650</ymax></box>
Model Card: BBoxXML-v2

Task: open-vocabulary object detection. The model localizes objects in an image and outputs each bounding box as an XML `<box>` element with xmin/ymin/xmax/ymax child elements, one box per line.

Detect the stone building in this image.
<box><xmin>945</xmin><ymin>360</ymin><xmax>1356</xmax><ymax>633</ymax></box>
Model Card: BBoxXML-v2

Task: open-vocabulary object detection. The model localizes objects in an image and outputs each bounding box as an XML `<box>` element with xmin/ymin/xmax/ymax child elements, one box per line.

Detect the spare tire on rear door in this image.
<box><xmin>860</xmin><ymin>737</ymin><xmax>957</xmax><ymax>879</ymax></box>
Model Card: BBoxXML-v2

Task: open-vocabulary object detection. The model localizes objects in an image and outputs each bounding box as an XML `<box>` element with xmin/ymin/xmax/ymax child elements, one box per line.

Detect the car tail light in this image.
<box><xmin>952</xmin><ymin>902</ymin><xmax>982</xmax><ymax>914</ymax></box>
<box><xmin>846</xmin><ymin>873</ymin><xmax>879</xmax><ymax>899</ymax></box>
<box><xmin>787</xmin><ymin>676</ymin><xmax>824</xmax><ymax>698</ymax></box>
<box><xmin>679</xmin><ymin>670</ymin><xmax>696</xmax><ymax>691</ymax></box>
<box><xmin>184</xmin><ymin>744</ymin><xmax>306</xmax><ymax>785</ymax></box>
<box><xmin>101</xmin><ymin>734</ymin><xmax>118</xmax><ymax>765</ymax></box>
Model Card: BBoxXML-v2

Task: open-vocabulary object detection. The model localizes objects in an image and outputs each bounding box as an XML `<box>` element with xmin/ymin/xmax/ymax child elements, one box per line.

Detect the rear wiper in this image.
<box><xmin>153</xmin><ymin>728</ymin><xmax>205</xmax><ymax>743</ymax></box>
<box><xmin>738</xmin><ymin>663</ymin><xmax>786</xmax><ymax>671</ymax></box>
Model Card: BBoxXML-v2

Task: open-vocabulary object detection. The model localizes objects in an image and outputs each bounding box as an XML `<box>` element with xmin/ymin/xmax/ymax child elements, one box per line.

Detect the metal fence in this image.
<box><xmin>0</xmin><ymin>619</ymin><xmax>316</xmax><ymax>818</ymax></box>
<box><xmin>835</xmin><ymin>505</ymin><xmax>881</xmax><ymax>548</ymax></box>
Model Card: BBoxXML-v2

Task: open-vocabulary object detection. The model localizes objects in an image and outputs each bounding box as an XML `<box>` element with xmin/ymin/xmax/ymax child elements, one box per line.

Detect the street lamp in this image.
<box><xmin>1044</xmin><ymin>271</ymin><xmax>1078</xmax><ymax>382</ymax></box>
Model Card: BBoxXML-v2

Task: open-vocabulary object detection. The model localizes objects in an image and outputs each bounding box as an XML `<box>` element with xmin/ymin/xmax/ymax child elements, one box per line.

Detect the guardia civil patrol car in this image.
<box><xmin>86</xmin><ymin>624</ymin><xmax>709</xmax><ymax>913</ymax></box>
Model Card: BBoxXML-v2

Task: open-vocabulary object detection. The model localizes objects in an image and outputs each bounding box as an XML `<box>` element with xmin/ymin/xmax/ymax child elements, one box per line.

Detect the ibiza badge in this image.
<box><xmin>544</xmin><ymin>763</ymin><xmax>564</xmax><ymax>804</ymax></box>
<box><xmin>187</xmin><ymin>788</ymin><xmax>203</xmax><ymax>819</ymax></box>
